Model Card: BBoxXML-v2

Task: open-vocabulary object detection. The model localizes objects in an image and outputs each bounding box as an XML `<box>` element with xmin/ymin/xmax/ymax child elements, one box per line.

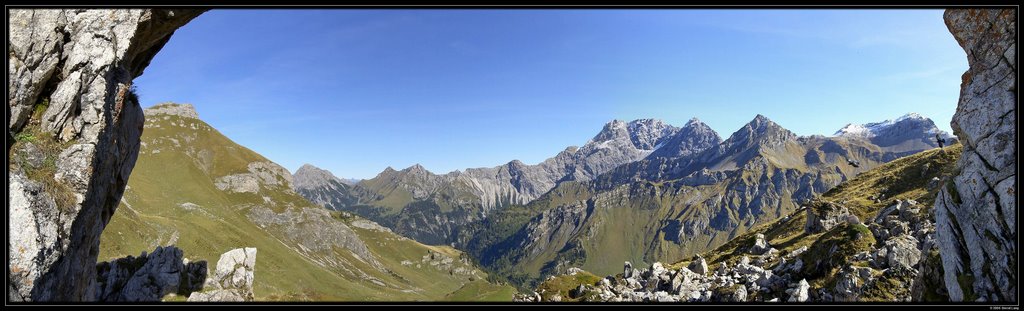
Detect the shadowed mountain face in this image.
<box><xmin>293</xmin><ymin>113</ymin><xmax>951</xmax><ymax>288</ymax></box>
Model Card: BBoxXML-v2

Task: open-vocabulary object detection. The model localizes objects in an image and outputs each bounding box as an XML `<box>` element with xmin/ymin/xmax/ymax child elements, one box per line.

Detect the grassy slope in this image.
<box><xmin>99</xmin><ymin>110</ymin><xmax>514</xmax><ymax>301</ymax></box>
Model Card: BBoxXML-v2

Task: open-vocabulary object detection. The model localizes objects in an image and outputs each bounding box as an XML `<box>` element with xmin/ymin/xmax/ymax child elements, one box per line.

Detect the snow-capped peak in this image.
<box><xmin>834</xmin><ymin>113</ymin><xmax>934</xmax><ymax>138</ymax></box>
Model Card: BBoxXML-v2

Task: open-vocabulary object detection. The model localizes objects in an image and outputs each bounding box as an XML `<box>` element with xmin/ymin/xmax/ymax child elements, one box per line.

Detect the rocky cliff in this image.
<box><xmin>8</xmin><ymin>9</ymin><xmax>203</xmax><ymax>301</ymax></box>
<box><xmin>933</xmin><ymin>9</ymin><xmax>1017</xmax><ymax>302</ymax></box>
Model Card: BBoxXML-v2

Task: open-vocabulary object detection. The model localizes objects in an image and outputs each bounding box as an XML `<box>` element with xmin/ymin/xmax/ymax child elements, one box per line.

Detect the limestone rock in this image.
<box><xmin>143</xmin><ymin>102</ymin><xmax>199</xmax><ymax>119</ymax></box>
<box><xmin>7</xmin><ymin>9</ymin><xmax>204</xmax><ymax>301</ymax></box>
<box><xmin>936</xmin><ymin>8</ymin><xmax>1017</xmax><ymax>303</ymax></box>
<box><xmin>805</xmin><ymin>199</ymin><xmax>850</xmax><ymax>234</ymax></box>
<box><xmin>93</xmin><ymin>246</ymin><xmax>207</xmax><ymax>302</ymax></box>
<box><xmin>688</xmin><ymin>256</ymin><xmax>708</xmax><ymax>276</ymax></box>
<box><xmin>749</xmin><ymin>233</ymin><xmax>771</xmax><ymax>255</ymax></box>
<box><xmin>885</xmin><ymin>235</ymin><xmax>922</xmax><ymax>271</ymax></box>
<box><xmin>188</xmin><ymin>248</ymin><xmax>257</xmax><ymax>302</ymax></box>
<box><xmin>787</xmin><ymin>279</ymin><xmax>810</xmax><ymax>302</ymax></box>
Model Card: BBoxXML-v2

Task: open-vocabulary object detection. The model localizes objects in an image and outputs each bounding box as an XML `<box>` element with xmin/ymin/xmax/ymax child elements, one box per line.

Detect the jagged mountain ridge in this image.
<box><xmin>471</xmin><ymin>114</ymin><xmax>953</xmax><ymax>287</ymax></box>
<box><xmin>293</xmin><ymin>118</ymin><xmax>717</xmax><ymax>245</ymax></box>
<box><xmin>292</xmin><ymin>112</ymin><xmax>952</xmax><ymax>289</ymax></box>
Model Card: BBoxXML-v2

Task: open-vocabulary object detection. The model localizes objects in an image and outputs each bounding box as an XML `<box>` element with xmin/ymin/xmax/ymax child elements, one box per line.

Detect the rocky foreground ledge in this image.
<box><xmin>515</xmin><ymin>199</ymin><xmax>934</xmax><ymax>302</ymax></box>
<box><xmin>92</xmin><ymin>247</ymin><xmax>257</xmax><ymax>302</ymax></box>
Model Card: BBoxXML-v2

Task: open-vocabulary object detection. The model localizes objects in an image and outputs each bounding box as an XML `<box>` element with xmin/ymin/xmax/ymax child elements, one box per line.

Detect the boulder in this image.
<box><xmin>732</xmin><ymin>285</ymin><xmax>747</xmax><ymax>302</ymax></box>
<box><xmin>805</xmin><ymin>199</ymin><xmax>851</xmax><ymax>234</ymax></box>
<box><xmin>833</xmin><ymin>265</ymin><xmax>866</xmax><ymax>302</ymax></box>
<box><xmin>787</xmin><ymin>279</ymin><xmax>810</xmax><ymax>302</ymax></box>
<box><xmin>93</xmin><ymin>246</ymin><xmax>207</xmax><ymax>302</ymax></box>
<box><xmin>749</xmin><ymin>234</ymin><xmax>771</xmax><ymax>255</ymax></box>
<box><xmin>688</xmin><ymin>256</ymin><xmax>709</xmax><ymax>276</ymax></box>
<box><xmin>884</xmin><ymin>235</ymin><xmax>921</xmax><ymax>271</ymax></box>
<box><xmin>187</xmin><ymin>248</ymin><xmax>257</xmax><ymax>302</ymax></box>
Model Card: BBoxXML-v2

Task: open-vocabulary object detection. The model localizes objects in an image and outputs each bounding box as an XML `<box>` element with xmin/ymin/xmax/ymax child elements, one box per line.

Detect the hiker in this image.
<box><xmin>936</xmin><ymin>133</ymin><xmax>946</xmax><ymax>149</ymax></box>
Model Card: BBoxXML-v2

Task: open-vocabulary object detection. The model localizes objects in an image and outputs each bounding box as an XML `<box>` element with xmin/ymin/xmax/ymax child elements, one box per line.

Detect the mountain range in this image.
<box><xmin>292</xmin><ymin>112</ymin><xmax>954</xmax><ymax>287</ymax></box>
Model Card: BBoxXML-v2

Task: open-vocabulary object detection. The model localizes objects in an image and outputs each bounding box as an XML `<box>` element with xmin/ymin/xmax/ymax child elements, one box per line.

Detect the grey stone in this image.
<box><xmin>143</xmin><ymin>103</ymin><xmax>199</xmax><ymax>119</ymax></box>
<box><xmin>15</xmin><ymin>142</ymin><xmax>45</xmax><ymax>168</ymax></box>
<box><xmin>805</xmin><ymin>199</ymin><xmax>851</xmax><ymax>234</ymax></box>
<box><xmin>885</xmin><ymin>235</ymin><xmax>922</xmax><ymax>271</ymax></box>
<box><xmin>188</xmin><ymin>248</ymin><xmax>257</xmax><ymax>302</ymax></box>
<box><xmin>749</xmin><ymin>234</ymin><xmax>771</xmax><ymax>255</ymax></box>
<box><xmin>7</xmin><ymin>9</ymin><xmax>203</xmax><ymax>301</ymax></box>
<box><xmin>94</xmin><ymin>246</ymin><xmax>207</xmax><ymax>302</ymax></box>
<box><xmin>732</xmin><ymin>285</ymin><xmax>747</xmax><ymax>302</ymax></box>
<box><xmin>936</xmin><ymin>8</ymin><xmax>1016</xmax><ymax>302</ymax></box>
<box><xmin>787</xmin><ymin>279</ymin><xmax>810</xmax><ymax>302</ymax></box>
<box><xmin>688</xmin><ymin>256</ymin><xmax>708</xmax><ymax>276</ymax></box>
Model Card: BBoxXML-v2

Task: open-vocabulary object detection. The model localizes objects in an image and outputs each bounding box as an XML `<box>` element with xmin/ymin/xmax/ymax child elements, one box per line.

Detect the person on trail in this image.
<box><xmin>936</xmin><ymin>133</ymin><xmax>946</xmax><ymax>149</ymax></box>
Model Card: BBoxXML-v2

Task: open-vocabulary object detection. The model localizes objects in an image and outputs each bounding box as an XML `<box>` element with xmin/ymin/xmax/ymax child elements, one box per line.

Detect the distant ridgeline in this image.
<box><xmin>293</xmin><ymin>112</ymin><xmax>954</xmax><ymax>287</ymax></box>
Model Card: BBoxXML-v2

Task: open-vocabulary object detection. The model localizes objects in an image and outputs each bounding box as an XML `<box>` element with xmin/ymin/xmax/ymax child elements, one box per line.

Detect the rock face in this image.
<box><xmin>93</xmin><ymin>246</ymin><xmax>207</xmax><ymax>302</ymax></box>
<box><xmin>187</xmin><ymin>248</ymin><xmax>257</xmax><ymax>302</ymax></box>
<box><xmin>804</xmin><ymin>199</ymin><xmax>851</xmax><ymax>234</ymax></box>
<box><xmin>7</xmin><ymin>9</ymin><xmax>203</xmax><ymax>301</ymax></box>
<box><xmin>934</xmin><ymin>9</ymin><xmax>1017</xmax><ymax>303</ymax></box>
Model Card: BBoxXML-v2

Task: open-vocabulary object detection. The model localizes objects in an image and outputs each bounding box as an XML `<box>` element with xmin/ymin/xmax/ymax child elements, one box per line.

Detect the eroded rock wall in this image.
<box><xmin>8</xmin><ymin>9</ymin><xmax>203</xmax><ymax>301</ymax></box>
<box><xmin>934</xmin><ymin>8</ymin><xmax>1016</xmax><ymax>302</ymax></box>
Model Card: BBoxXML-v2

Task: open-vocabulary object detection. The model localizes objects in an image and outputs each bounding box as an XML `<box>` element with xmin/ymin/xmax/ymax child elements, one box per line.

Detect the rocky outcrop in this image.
<box><xmin>934</xmin><ymin>9</ymin><xmax>1017</xmax><ymax>302</ymax></box>
<box><xmin>93</xmin><ymin>246</ymin><xmax>207</xmax><ymax>302</ymax></box>
<box><xmin>246</xmin><ymin>205</ymin><xmax>383</xmax><ymax>270</ymax></box>
<box><xmin>519</xmin><ymin>259</ymin><xmax>801</xmax><ymax>302</ymax></box>
<box><xmin>187</xmin><ymin>248</ymin><xmax>257</xmax><ymax>302</ymax></box>
<box><xmin>749</xmin><ymin>234</ymin><xmax>772</xmax><ymax>255</ymax></box>
<box><xmin>804</xmin><ymin>199</ymin><xmax>851</xmax><ymax>234</ymax></box>
<box><xmin>143</xmin><ymin>102</ymin><xmax>199</xmax><ymax>119</ymax></box>
<box><xmin>8</xmin><ymin>9</ymin><xmax>203</xmax><ymax>301</ymax></box>
<box><xmin>215</xmin><ymin>162</ymin><xmax>294</xmax><ymax>194</ymax></box>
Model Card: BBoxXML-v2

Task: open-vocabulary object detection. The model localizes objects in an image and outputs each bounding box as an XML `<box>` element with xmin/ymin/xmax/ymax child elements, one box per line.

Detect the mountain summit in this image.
<box><xmin>835</xmin><ymin>113</ymin><xmax>956</xmax><ymax>154</ymax></box>
<box><xmin>648</xmin><ymin>118</ymin><xmax>722</xmax><ymax>159</ymax></box>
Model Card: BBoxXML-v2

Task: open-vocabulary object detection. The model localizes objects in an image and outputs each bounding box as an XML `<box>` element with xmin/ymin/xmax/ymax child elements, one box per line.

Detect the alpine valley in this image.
<box><xmin>292</xmin><ymin>112</ymin><xmax>956</xmax><ymax>289</ymax></box>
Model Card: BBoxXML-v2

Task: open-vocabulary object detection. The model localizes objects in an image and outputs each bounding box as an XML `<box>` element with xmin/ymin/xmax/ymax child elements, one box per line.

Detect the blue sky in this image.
<box><xmin>135</xmin><ymin>9</ymin><xmax>967</xmax><ymax>179</ymax></box>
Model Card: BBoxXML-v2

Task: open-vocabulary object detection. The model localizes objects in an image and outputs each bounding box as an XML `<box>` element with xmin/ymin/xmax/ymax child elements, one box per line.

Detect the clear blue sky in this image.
<box><xmin>135</xmin><ymin>9</ymin><xmax>967</xmax><ymax>179</ymax></box>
